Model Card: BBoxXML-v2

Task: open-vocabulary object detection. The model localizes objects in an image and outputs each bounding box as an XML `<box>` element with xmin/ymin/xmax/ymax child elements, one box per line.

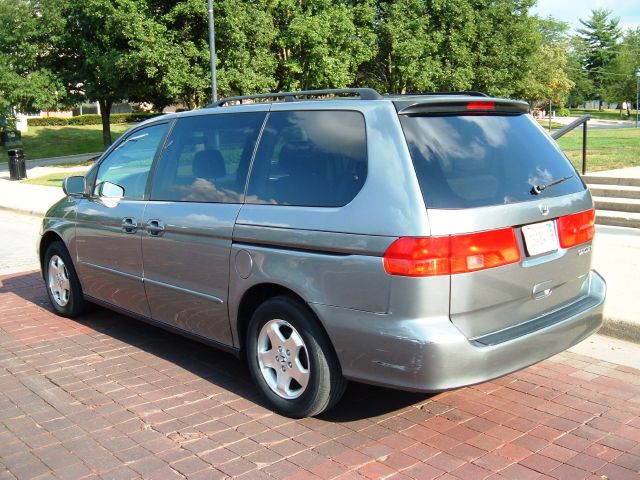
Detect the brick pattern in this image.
<box><xmin>1</xmin><ymin>271</ymin><xmax>639</xmax><ymax>480</ymax></box>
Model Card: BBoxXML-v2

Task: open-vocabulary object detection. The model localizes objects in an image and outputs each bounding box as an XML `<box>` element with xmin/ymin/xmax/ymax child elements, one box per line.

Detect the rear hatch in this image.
<box><xmin>395</xmin><ymin>97</ymin><xmax>595</xmax><ymax>343</ymax></box>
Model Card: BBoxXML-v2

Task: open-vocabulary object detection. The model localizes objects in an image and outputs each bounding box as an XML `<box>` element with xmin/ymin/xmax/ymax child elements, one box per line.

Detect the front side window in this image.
<box><xmin>150</xmin><ymin>112</ymin><xmax>266</xmax><ymax>203</ymax></box>
<box><xmin>94</xmin><ymin>123</ymin><xmax>168</xmax><ymax>200</ymax></box>
<box><xmin>246</xmin><ymin>110</ymin><xmax>368</xmax><ymax>207</ymax></box>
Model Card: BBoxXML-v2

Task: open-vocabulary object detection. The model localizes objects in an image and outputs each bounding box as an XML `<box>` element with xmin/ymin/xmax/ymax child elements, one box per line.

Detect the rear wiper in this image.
<box><xmin>530</xmin><ymin>175</ymin><xmax>573</xmax><ymax>195</ymax></box>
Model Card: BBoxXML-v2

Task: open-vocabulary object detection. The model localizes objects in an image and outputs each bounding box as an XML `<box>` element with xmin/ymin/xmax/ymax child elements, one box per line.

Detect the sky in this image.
<box><xmin>531</xmin><ymin>0</ymin><xmax>640</xmax><ymax>33</ymax></box>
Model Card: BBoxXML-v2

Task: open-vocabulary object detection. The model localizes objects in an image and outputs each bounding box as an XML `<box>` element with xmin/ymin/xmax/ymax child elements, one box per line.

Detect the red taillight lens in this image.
<box><xmin>450</xmin><ymin>228</ymin><xmax>521</xmax><ymax>273</ymax></box>
<box><xmin>466</xmin><ymin>101</ymin><xmax>495</xmax><ymax>111</ymax></box>
<box><xmin>557</xmin><ymin>209</ymin><xmax>595</xmax><ymax>248</ymax></box>
<box><xmin>383</xmin><ymin>237</ymin><xmax>451</xmax><ymax>276</ymax></box>
<box><xmin>383</xmin><ymin>228</ymin><xmax>520</xmax><ymax>277</ymax></box>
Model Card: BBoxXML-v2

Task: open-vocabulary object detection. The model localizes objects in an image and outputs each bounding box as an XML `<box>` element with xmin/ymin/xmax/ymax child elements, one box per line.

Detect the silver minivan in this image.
<box><xmin>39</xmin><ymin>89</ymin><xmax>605</xmax><ymax>417</ymax></box>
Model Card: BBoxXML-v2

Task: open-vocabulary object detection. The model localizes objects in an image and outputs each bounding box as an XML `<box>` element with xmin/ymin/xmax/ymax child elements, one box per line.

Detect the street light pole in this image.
<box><xmin>207</xmin><ymin>0</ymin><xmax>217</xmax><ymax>103</ymax></box>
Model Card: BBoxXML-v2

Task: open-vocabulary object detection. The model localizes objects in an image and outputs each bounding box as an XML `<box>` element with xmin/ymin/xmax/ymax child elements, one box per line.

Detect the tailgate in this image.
<box><xmin>443</xmin><ymin>201</ymin><xmax>595</xmax><ymax>340</ymax></box>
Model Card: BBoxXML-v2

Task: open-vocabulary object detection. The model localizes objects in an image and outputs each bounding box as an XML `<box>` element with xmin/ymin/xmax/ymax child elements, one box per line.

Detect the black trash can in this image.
<box><xmin>7</xmin><ymin>149</ymin><xmax>26</xmax><ymax>180</ymax></box>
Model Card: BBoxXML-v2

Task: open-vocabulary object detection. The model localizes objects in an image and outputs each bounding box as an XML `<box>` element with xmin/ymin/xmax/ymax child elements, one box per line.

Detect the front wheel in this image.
<box><xmin>246</xmin><ymin>296</ymin><xmax>346</xmax><ymax>418</ymax></box>
<box><xmin>43</xmin><ymin>241</ymin><xmax>87</xmax><ymax>318</ymax></box>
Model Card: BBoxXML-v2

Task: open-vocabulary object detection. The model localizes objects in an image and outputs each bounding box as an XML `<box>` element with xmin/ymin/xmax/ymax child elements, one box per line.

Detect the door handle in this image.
<box><xmin>147</xmin><ymin>219</ymin><xmax>165</xmax><ymax>237</ymax></box>
<box><xmin>121</xmin><ymin>217</ymin><xmax>138</xmax><ymax>233</ymax></box>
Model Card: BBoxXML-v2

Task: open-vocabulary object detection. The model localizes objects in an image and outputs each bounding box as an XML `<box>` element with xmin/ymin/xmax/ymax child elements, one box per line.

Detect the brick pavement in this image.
<box><xmin>1</xmin><ymin>271</ymin><xmax>639</xmax><ymax>480</ymax></box>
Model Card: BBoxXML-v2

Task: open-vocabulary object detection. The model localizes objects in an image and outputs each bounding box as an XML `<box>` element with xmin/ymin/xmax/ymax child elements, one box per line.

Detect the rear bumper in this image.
<box><xmin>314</xmin><ymin>270</ymin><xmax>605</xmax><ymax>392</ymax></box>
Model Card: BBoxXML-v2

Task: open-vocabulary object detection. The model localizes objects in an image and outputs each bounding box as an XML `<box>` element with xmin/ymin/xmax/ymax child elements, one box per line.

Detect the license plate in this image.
<box><xmin>522</xmin><ymin>220</ymin><xmax>558</xmax><ymax>256</ymax></box>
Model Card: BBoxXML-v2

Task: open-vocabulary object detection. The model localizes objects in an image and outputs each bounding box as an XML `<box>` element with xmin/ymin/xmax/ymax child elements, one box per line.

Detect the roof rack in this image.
<box><xmin>208</xmin><ymin>88</ymin><xmax>383</xmax><ymax>107</ymax></box>
<box><xmin>403</xmin><ymin>91</ymin><xmax>489</xmax><ymax>97</ymax></box>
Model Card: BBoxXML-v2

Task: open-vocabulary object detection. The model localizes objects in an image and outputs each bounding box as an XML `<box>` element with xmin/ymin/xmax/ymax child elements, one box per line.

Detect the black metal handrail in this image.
<box><xmin>551</xmin><ymin>114</ymin><xmax>590</xmax><ymax>175</ymax></box>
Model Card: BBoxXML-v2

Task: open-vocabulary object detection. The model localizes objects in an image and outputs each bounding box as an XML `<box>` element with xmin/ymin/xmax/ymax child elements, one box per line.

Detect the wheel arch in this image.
<box><xmin>39</xmin><ymin>231</ymin><xmax>65</xmax><ymax>273</ymax></box>
<box><xmin>235</xmin><ymin>283</ymin><xmax>337</xmax><ymax>359</ymax></box>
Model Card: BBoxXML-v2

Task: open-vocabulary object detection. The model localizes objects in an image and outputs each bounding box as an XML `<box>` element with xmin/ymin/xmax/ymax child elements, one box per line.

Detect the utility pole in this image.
<box><xmin>207</xmin><ymin>0</ymin><xmax>218</xmax><ymax>103</ymax></box>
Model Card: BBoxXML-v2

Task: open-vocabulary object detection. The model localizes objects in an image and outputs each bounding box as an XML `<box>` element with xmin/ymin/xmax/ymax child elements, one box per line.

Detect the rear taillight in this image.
<box><xmin>557</xmin><ymin>209</ymin><xmax>595</xmax><ymax>248</ymax></box>
<box><xmin>383</xmin><ymin>228</ymin><xmax>520</xmax><ymax>277</ymax></box>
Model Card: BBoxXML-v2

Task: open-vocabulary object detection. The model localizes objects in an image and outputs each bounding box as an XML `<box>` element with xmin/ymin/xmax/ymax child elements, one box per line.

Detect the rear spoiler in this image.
<box><xmin>395</xmin><ymin>97</ymin><xmax>529</xmax><ymax>116</ymax></box>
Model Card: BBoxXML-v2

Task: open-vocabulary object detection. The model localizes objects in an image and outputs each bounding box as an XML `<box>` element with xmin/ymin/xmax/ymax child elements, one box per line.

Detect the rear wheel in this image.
<box><xmin>43</xmin><ymin>241</ymin><xmax>86</xmax><ymax>318</ymax></box>
<box><xmin>246</xmin><ymin>296</ymin><xmax>346</xmax><ymax>417</ymax></box>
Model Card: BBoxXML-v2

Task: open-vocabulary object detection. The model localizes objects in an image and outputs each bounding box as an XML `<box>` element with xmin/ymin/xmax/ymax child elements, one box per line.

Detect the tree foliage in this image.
<box><xmin>0</xmin><ymin>0</ymin><xmax>65</xmax><ymax>127</ymax></box>
<box><xmin>606</xmin><ymin>28</ymin><xmax>640</xmax><ymax>113</ymax></box>
<box><xmin>576</xmin><ymin>8</ymin><xmax>622</xmax><ymax>109</ymax></box>
<box><xmin>38</xmin><ymin>0</ymin><xmax>175</xmax><ymax>145</ymax></box>
<box><xmin>8</xmin><ymin>0</ymin><xmax>637</xmax><ymax>144</ymax></box>
<box><xmin>517</xmin><ymin>16</ymin><xmax>573</xmax><ymax>106</ymax></box>
<box><xmin>358</xmin><ymin>0</ymin><xmax>542</xmax><ymax>97</ymax></box>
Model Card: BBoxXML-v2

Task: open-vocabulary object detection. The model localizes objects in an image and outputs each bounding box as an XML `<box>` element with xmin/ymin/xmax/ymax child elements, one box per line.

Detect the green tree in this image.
<box><xmin>565</xmin><ymin>38</ymin><xmax>593</xmax><ymax>108</ymax></box>
<box><xmin>273</xmin><ymin>0</ymin><xmax>376</xmax><ymax>91</ymax></box>
<box><xmin>39</xmin><ymin>0</ymin><xmax>170</xmax><ymax>146</ymax></box>
<box><xmin>359</xmin><ymin>0</ymin><xmax>438</xmax><ymax>93</ymax></box>
<box><xmin>517</xmin><ymin>16</ymin><xmax>573</xmax><ymax>106</ymax></box>
<box><xmin>576</xmin><ymin>8</ymin><xmax>622</xmax><ymax>109</ymax></box>
<box><xmin>359</xmin><ymin>0</ymin><xmax>541</xmax><ymax>96</ymax></box>
<box><xmin>607</xmin><ymin>28</ymin><xmax>640</xmax><ymax>116</ymax></box>
<box><xmin>0</xmin><ymin>0</ymin><xmax>65</xmax><ymax>127</ymax></box>
<box><xmin>143</xmin><ymin>0</ymin><xmax>375</xmax><ymax>104</ymax></box>
<box><xmin>536</xmin><ymin>15</ymin><xmax>570</xmax><ymax>46</ymax></box>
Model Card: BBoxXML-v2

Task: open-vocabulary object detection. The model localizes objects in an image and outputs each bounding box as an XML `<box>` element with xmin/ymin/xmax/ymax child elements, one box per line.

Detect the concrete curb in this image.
<box><xmin>0</xmin><ymin>204</ymin><xmax>45</xmax><ymax>218</ymax></box>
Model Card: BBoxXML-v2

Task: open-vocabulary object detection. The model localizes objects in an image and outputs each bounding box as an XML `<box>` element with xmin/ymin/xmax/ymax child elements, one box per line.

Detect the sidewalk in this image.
<box><xmin>0</xmin><ymin>160</ymin><xmax>638</xmax><ymax>343</ymax></box>
<box><xmin>0</xmin><ymin>161</ymin><xmax>93</xmax><ymax>215</ymax></box>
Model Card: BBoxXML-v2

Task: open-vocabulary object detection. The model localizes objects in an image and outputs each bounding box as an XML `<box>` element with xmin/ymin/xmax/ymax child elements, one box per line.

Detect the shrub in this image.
<box><xmin>28</xmin><ymin>112</ymin><xmax>163</xmax><ymax>127</ymax></box>
<box><xmin>556</xmin><ymin>107</ymin><xmax>571</xmax><ymax>117</ymax></box>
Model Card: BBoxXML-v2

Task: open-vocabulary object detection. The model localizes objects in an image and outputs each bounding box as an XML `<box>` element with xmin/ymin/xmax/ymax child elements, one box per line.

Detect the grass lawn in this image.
<box><xmin>557</xmin><ymin>127</ymin><xmax>640</xmax><ymax>172</ymax></box>
<box><xmin>569</xmin><ymin>108</ymin><xmax>637</xmax><ymax>122</ymax></box>
<box><xmin>22</xmin><ymin>170</ymin><xmax>88</xmax><ymax>188</ymax></box>
<box><xmin>8</xmin><ymin>124</ymin><xmax>131</xmax><ymax>161</ymax></box>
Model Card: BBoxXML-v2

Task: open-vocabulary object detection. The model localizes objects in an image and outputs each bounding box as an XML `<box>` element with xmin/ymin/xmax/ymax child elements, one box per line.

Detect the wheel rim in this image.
<box><xmin>257</xmin><ymin>319</ymin><xmax>310</xmax><ymax>400</ymax></box>
<box><xmin>48</xmin><ymin>255</ymin><xmax>71</xmax><ymax>307</ymax></box>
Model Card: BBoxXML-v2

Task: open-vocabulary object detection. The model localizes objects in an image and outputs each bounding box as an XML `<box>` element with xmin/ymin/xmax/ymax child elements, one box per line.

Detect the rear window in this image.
<box><xmin>399</xmin><ymin>114</ymin><xmax>585</xmax><ymax>209</ymax></box>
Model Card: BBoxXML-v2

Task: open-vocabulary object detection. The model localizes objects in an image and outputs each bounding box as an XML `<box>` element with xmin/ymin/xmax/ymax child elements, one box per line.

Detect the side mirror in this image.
<box><xmin>95</xmin><ymin>180</ymin><xmax>125</xmax><ymax>199</ymax></box>
<box><xmin>62</xmin><ymin>176</ymin><xmax>86</xmax><ymax>196</ymax></box>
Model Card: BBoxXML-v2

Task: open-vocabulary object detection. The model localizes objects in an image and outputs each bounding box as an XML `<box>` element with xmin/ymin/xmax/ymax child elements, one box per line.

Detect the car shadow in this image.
<box><xmin>0</xmin><ymin>270</ymin><xmax>434</xmax><ymax>422</ymax></box>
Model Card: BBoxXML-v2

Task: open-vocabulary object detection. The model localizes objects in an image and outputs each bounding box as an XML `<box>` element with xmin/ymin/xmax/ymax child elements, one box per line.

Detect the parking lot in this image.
<box><xmin>1</xmin><ymin>269</ymin><xmax>639</xmax><ymax>479</ymax></box>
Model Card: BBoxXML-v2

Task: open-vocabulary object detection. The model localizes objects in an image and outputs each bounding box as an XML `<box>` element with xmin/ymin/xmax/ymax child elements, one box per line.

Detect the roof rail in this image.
<box><xmin>404</xmin><ymin>91</ymin><xmax>489</xmax><ymax>97</ymax></box>
<box><xmin>208</xmin><ymin>88</ymin><xmax>383</xmax><ymax>107</ymax></box>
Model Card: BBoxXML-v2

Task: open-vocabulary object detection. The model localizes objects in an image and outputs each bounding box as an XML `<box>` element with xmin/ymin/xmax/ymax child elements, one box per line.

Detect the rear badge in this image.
<box><xmin>538</xmin><ymin>204</ymin><xmax>550</xmax><ymax>216</ymax></box>
<box><xmin>578</xmin><ymin>245</ymin><xmax>592</xmax><ymax>256</ymax></box>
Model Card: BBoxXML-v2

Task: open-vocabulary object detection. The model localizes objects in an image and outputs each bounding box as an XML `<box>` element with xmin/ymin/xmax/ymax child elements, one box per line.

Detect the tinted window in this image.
<box><xmin>94</xmin><ymin>123</ymin><xmax>167</xmax><ymax>200</ymax></box>
<box><xmin>400</xmin><ymin>114</ymin><xmax>585</xmax><ymax>209</ymax></box>
<box><xmin>246</xmin><ymin>111</ymin><xmax>367</xmax><ymax>207</ymax></box>
<box><xmin>150</xmin><ymin>112</ymin><xmax>266</xmax><ymax>203</ymax></box>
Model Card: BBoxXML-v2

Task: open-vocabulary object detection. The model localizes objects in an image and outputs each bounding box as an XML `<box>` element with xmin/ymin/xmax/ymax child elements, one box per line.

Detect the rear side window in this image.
<box><xmin>399</xmin><ymin>114</ymin><xmax>585</xmax><ymax>209</ymax></box>
<box><xmin>150</xmin><ymin>112</ymin><xmax>266</xmax><ymax>203</ymax></box>
<box><xmin>246</xmin><ymin>110</ymin><xmax>367</xmax><ymax>207</ymax></box>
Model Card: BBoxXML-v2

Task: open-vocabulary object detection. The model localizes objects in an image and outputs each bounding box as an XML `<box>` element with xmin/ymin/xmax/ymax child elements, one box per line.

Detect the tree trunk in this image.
<box><xmin>98</xmin><ymin>99</ymin><xmax>113</xmax><ymax>147</ymax></box>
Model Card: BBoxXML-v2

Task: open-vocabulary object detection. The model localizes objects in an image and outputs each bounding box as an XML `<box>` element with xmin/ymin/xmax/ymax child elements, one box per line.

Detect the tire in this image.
<box><xmin>43</xmin><ymin>241</ymin><xmax>87</xmax><ymax>318</ymax></box>
<box><xmin>246</xmin><ymin>296</ymin><xmax>347</xmax><ymax>418</ymax></box>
